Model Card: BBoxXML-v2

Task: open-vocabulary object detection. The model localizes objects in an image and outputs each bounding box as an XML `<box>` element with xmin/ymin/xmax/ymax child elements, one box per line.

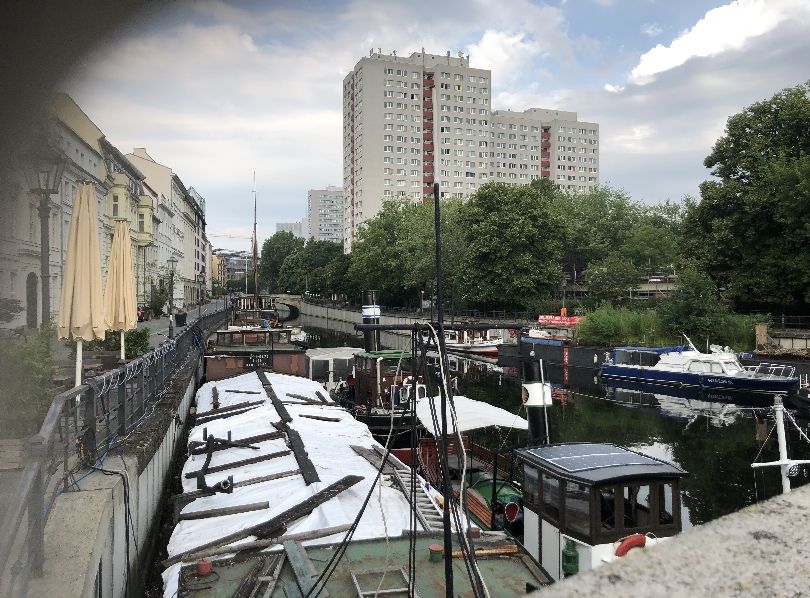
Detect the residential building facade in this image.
<box><xmin>490</xmin><ymin>108</ymin><xmax>599</xmax><ymax>192</ymax></box>
<box><xmin>306</xmin><ymin>186</ymin><xmax>343</xmax><ymax>244</ymax></box>
<box><xmin>0</xmin><ymin>93</ymin><xmax>159</xmax><ymax>329</ymax></box>
<box><xmin>275</xmin><ymin>222</ymin><xmax>304</xmax><ymax>238</ymax></box>
<box><xmin>342</xmin><ymin>50</ymin><xmax>599</xmax><ymax>249</ymax></box>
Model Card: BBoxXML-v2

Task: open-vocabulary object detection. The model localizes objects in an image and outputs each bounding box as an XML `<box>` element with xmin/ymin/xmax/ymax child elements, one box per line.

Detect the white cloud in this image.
<box><xmin>603</xmin><ymin>83</ymin><xmax>624</xmax><ymax>93</ymax></box>
<box><xmin>640</xmin><ymin>22</ymin><xmax>662</xmax><ymax>38</ymax></box>
<box><xmin>467</xmin><ymin>31</ymin><xmax>544</xmax><ymax>85</ymax></box>
<box><xmin>630</xmin><ymin>0</ymin><xmax>810</xmax><ymax>85</ymax></box>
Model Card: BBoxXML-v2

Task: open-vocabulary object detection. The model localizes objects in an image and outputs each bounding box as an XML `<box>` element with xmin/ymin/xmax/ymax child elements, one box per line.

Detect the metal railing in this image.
<box><xmin>0</xmin><ymin>308</ymin><xmax>228</xmax><ymax>597</ymax></box>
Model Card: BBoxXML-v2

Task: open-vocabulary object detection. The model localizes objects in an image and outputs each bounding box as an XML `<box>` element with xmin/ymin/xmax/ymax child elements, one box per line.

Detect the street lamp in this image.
<box><xmin>197</xmin><ymin>271</ymin><xmax>205</xmax><ymax>322</ymax></box>
<box><xmin>24</xmin><ymin>138</ymin><xmax>67</xmax><ymax>328</ymax></box>
<box><xmin>167</xmin><ymin>255</ymin><xmax>178</xmax><ymax>338</ymax></box>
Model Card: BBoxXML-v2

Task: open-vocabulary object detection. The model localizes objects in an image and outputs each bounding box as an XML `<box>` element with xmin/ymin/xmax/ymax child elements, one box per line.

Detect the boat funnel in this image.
<box><xmin>523</xmin><ymin>357</ymin><xmax>552</xmax><ymax>447</ymax></box>
<box><xmin>362</xmin><ymin>290</ymin><xmax>381</xmax><ymax>352</ymax></box>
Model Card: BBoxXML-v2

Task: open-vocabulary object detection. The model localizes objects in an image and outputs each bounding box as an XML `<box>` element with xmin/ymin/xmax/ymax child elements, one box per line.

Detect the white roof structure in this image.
<box><xmin>415</xmin><ymin>395</ymin><xmax>529</xmax><ymax>437</ymax></box>
<box><xmin>162</xmin><ymin>371</ymin><xmax>444</xmax><ymax>598</ymax></box>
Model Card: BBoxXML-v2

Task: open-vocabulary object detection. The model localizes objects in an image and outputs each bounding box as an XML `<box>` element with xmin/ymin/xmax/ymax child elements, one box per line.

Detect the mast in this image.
<box><xmin>252</xmin><ymin>170</ymin><xmax>259</xmax><ymax>309</ymax></box>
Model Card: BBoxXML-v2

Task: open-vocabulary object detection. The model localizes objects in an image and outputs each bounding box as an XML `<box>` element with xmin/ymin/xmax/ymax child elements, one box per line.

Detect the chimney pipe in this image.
<box><xmin>522</xmin><ymin>357</ymin><xmax>551</xmax><ymax>447</ymax></box>
<box><xmin>362</xmin><ymin>290</ymin><xmax>381</xmax><ymax>352</ymax></box>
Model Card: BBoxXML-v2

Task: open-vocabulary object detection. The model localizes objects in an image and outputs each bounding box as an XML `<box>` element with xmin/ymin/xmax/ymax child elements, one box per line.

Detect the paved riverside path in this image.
<box><xmin>138</xmin><ymin>299</ymin><xmax>225</xmax><ymax>348</ymax></box>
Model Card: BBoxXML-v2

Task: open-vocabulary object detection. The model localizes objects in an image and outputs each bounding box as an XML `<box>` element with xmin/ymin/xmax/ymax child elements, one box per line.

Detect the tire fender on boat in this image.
<box><xmin>614</xmin><ymin>534</ymin><xmax>647</xmax><ymax>557</ymax></box>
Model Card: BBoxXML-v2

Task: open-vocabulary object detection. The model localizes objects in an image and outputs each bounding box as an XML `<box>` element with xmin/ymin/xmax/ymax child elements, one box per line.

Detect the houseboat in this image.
<box><xmin>422</xmin><ymin>327</ymin><xmax>503</xmax><ymax>356</ymax></box>
<box><xmin>162</xmin><ymin>370</ymin><xmax>551</xmax><ymax>597</ymax></box>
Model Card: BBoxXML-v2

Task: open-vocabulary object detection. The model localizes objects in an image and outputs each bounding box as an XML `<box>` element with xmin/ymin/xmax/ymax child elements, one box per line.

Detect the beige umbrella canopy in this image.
<box><xmin>104</xmin><ymin>219</ymin><xmax>137</xmax><ymax>360</ymax></box>
<box><xmin>58</xmin><ymin>182</ymin><xmax>106</xmax><ymax>386</ymax></box>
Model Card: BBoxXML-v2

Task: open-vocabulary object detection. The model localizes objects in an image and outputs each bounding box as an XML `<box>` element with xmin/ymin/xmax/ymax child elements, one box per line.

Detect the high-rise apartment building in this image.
<box><xmin>275</xmin><ymin>221</ymin><xmax>304</xmax><ymax>238</ymax></box>
<box><xmin>490</xmin><ymin>109</ymin><xmax>599</xmax><ymax>192</ymax></box>
<box><xmin>342</xmin><ymin>50</ymin><xmax>599</xmax><ymax>249</ymax></box>
<box><xmin>307</xmin><ymin>186</ymin><xmax>344</xmax><ymax>244</ymax></box>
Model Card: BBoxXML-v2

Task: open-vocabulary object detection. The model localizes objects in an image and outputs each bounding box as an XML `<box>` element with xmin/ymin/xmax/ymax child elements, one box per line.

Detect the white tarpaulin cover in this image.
<box><xmin>416</xmin><ymin>395</ymin><xmax>528</xmax><ymax>437</ymax></box>
<box><xmin>162</xmin><ymin>371</ymin><xmax>448</xmax><ymax>598</ymax></box>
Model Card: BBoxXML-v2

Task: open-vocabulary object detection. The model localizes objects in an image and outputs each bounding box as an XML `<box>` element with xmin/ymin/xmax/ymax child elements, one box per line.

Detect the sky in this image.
<box><xmin>63</xmin><ymin>0</ymin><xmax>810</xmax><ymax>251</ymax></box>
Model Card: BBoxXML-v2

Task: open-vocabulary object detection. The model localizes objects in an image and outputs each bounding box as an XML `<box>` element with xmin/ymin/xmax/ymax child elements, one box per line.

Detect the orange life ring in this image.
<box><xmin>614</xmin><ymin>534</ymin><xmax>646</xmax><ymax>557</ymax></box>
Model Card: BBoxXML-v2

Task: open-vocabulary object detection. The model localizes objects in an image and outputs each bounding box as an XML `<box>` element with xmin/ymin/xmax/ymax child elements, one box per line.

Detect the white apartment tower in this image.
<box><xmin>307</xmin><ymin>186</ymin><xmax>344</xmax><ymax>244</ymax></box>
<box><xmin>342</xmin><ymin>50</ymin><xmax>600</xmax><ymax>249</ymax></box>
<box><xmin>490</xmin><ymin>109</ymin><xmax>599</xmax><ymax>192</ymax></box>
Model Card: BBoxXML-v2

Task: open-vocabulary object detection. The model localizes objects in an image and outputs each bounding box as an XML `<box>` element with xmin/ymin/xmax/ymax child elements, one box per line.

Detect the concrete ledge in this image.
<box><xmin>536</xmin><ymin>485</ymin><xmax>810</xmax><ymax>597</ymax></box>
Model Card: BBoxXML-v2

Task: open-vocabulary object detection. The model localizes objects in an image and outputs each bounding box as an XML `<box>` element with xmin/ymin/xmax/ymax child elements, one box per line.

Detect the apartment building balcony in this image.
<box><xmin>423</xmin><ymin>175</ymin><xmax>434</xmax><ymax>184</ymax></box>
<box><xmin>541</xmin><ymin>151</ymin><xmax>550</xmax><ymax>159</ymax></box>
<box><xmin>423</xmin><ymin>186</ymin><xmax>434</xmax><ymax>195</ymax></box>
<box><xmin>541</xmin><ymin>160</ymin><xmax>550</xmax><ymax>167</ymax></box>
<box><xmin>541</xmin><ymin>170</ymin><xmax>550</xmax><ymax>177</ymax></box>
<box><xmin>541</xmin><ymin>141</ymin><xmax>551</xmax><ymax>149</ymax></box>
<box><xmin>423</xmin><ymin>143</ymin><xmax>434</xmax><ymax>152</ymax></box>
<box><xmin>423</xmin><ymin>121</ymin><xmax>434</xmax><ymax>131</ymax></box>
<box><xmin>423</xmin><ymin>163</ymin><xmax>434</xmax><ymax>173</ymax></box>
<box><xmin>423</xmin><ymin>132</ymin><xmax>433</xmax><ymax>141</ymax></box>
<box><xmin>423</xmin><ymin>89</ymin><xmax>432</xmax><ymax>98</ymax></box>
<box><xmin>423</xmin><ymin>100</ymin><xmax>433</xmax><ymax>109</ymax></box>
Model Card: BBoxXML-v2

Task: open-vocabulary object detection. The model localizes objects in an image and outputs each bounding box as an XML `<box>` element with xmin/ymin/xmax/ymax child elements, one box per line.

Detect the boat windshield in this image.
<box><xmin>721</xmin><ymin>360</ymin><xmax>742</xmax><ymax>374</ymax></box>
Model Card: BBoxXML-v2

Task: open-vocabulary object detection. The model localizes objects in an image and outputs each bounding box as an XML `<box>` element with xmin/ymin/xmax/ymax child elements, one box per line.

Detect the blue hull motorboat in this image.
<box><xmin>599</xmin><ymin>340</ymin><xmax>798</xmax><ymax>395</ymax></box>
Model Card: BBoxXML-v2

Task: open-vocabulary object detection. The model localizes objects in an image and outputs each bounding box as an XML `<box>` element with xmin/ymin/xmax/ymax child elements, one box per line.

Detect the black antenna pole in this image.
<box><xmin>433</xmin><ymin>182</ymin><xmax>454</xmax><ymax>597</ymax></box>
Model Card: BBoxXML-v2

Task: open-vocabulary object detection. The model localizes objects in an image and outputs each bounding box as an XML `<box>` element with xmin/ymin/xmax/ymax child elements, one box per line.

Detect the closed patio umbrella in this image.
<box><xmin>104</xmin><ymin>219</ymin><xmax>137</xmax><ymax>360</ymax></box>
<box><xmin>58</xmin><ymin>181</ymin><xmax>106</xmax><ymax>386</ymax></box>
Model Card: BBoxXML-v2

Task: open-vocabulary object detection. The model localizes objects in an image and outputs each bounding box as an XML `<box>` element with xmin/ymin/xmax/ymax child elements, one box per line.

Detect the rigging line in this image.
<box><xmin>305</xmin><ymin>376</ymin><xmax>412</xmax><ymax>597</ymax></box>
<box><xmin>783</xmin><ymin>409</ymin><xmax>810</xmax><ymax>446</ymax></box>
<box><xmin>419</xmin><ymin>340</ymin><xmax>481</xmax><ymax>598</ymax></box>
<box><xmin>424</xmin><ymin>323</ymin><xmax>487</xmax><ymax>598</ymax></box>
<box><xmin>752</xmin><ymin>421</ymin><xmax>777</xmax><ymax>464</ymax></box>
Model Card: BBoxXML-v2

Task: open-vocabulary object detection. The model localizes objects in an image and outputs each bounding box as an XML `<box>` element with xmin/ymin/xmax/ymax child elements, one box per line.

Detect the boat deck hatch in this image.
<box><xmin>350</xmin><ymin>567</ymin><xmax>418</xmax><ymax>598</ymax></box>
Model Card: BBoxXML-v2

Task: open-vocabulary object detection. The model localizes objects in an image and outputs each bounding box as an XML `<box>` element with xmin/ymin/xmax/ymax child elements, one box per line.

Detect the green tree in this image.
<box><xmin>549</xmin><ymin>185</ymin><xmax>640</xmax><ymax>277</ymax></box>
<box><xmin>584</xmin><ymin>255</ymin><xmax>641</xmax><ymax>305</ymax></box>
<box><xmin>258</xmin><ymin>231</ymin><xmax>304</xmax><ymax>292</ymax></box>
<box><xmin>277</xmin><ymin>240</ymin><xmax>343</xmax><ymax>295</ymax></box>
<box><xmin>681</xmin><ymin>81</ymin><xmax>810</xmax><ymax>312</ymax></box>
<box><xmin>347</xmin><ymin>201</ymin><xmax>410</xmax><ymax>304</ymax></box>
<box><xmin>658</xmin><ymin>268</ymin><xmax>727</xmax><ymax>341</ymax></box>
<box><xmin>460</xmin><ymin>182</ymin><xmax>564</xmax><ymax>309</ymax></box>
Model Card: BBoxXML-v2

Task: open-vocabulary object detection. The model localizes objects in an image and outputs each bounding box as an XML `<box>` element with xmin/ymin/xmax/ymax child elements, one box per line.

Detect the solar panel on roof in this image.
<box><xmin>528</xmin><ymin>443</ymin><xmax>664</xmax><ymax>473</ymax></box>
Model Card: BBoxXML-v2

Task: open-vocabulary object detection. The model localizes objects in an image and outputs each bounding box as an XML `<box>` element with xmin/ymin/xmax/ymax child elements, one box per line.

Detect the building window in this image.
<box><xmin>138</xmin><ymin>213</ymin><xmax>145</xmax><ymax>232</ymax></box>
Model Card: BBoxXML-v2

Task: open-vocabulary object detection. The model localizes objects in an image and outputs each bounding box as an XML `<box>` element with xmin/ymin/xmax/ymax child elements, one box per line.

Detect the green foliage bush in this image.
<box><xmin>82</xmin><ymin>328</ymin><xmax>151</xmax><ymax>359</ymax></box>
<box><xmin>575</xmin><ymin>304</ymin><xmax>667</xmax><ymax>346</ymax></box>
<box><xmin>0</xmin><ymin>325</ymin><xmax>55</xmax><ymax>435</ymax></box>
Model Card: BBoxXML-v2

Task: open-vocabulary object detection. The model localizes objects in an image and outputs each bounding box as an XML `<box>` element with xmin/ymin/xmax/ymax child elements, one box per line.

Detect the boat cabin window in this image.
<box><xmin>523</xmin><ymin>465</ymin><xmax>540</xmax><ymax>508</ymax></box>
<box><xmin>623</xmin><ymin>484</ymin><xmax>651</xmax><ymax>529</ymax></box>
<box><xmin>417</xmin><ymin>385</ymin><xmax>427</xmax><ymax>400</ymax></box>
<box><xmin>687</xmin><ymin>361</ymin><xmax>707</xmax><ymax>373</ymax></box>
<box><xmin>599</xmin><ymin>487</ymin><xmax>616</xmax><ymax>531</ymax></box>
<box><xmin>658</xmin><ymin>482</ymin><xmax>675</xmax><ymax>525</ymax></box>
<box><xmin>722</xmin><ymin>360</ymin><xmax>741</xmax><ymax>374</ymax></box>
<box><xmin>564</xmin><ymin>482</ymin><xmax>590</xmax><ymax>536</ymax></box>
<box><xmin>541</xmin><ymin>473</ymin><xmax>561</xmax><ymax>522</ymax></box>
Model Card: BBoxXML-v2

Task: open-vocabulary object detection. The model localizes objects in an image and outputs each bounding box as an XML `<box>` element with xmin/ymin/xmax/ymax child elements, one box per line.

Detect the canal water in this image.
<box><xmin>297</xmin><ymin>318</ymin><xmax>810</xmax><ymax>528</ymax></box>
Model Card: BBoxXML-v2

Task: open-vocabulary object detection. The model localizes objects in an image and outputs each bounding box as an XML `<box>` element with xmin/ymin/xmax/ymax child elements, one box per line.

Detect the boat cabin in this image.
<box><xmin>204</xmin><ymin>327</ymin><xmax>306</xmax><ymax>381</ymax></box>
<box><xmin>351</xmin><ymin>350</ymin><xmax>427</xmax><ymax>412</ymax></box>
<box><xmin>516</xmin><ymin>442</ymin><xmax>687</xmax><ymax>581</ymax></box>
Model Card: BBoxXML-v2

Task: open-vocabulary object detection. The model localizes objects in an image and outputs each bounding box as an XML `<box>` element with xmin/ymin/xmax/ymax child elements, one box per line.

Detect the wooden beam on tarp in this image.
<box><xmin>274</xmin><ymin>421</ymin><xmax>320</xmax><ymax>485</ymax></box>
<box><xmin>184</xmin><ymin>450</ymin><xmax>291</xmax><ymax>479</ymax></box>
<box><xmin>257</xmin><ymin>369</ymin><xmax>292</xmax><ymax>423</ymax></box>
<box><xmin>163</xmin><ymin>474</ymin><xmax>363</xmax><ymax>567</ymax></box>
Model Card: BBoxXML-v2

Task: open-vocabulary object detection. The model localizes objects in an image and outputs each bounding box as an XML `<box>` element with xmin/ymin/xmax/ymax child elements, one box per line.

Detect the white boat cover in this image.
<box><xmin>416</xmin><ymin>395</ymin><xmax>528</xmax><ymax>436</ymax></box>
<box><xmin>305</xmin><ymin>346</ymin><xmax>362</xmax><ymax>360</ymax></box>
<box><xmin>162</xmin><ymin>371</ymin><xmax>447</xmax><ymax>598</ymax></box>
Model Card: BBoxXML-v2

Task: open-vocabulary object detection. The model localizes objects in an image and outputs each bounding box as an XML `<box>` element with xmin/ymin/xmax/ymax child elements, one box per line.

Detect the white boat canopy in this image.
<box><xmin>416</xmin><ymin>395</ymin><xmax>528</xmax><ymax>436</ymax></box>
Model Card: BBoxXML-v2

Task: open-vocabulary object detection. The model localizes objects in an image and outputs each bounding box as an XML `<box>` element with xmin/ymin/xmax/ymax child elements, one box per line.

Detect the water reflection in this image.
<box><xmin>298</xmin><ymin>322</ymin><xmax>810</xmax><ymax>527</ymax></box>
